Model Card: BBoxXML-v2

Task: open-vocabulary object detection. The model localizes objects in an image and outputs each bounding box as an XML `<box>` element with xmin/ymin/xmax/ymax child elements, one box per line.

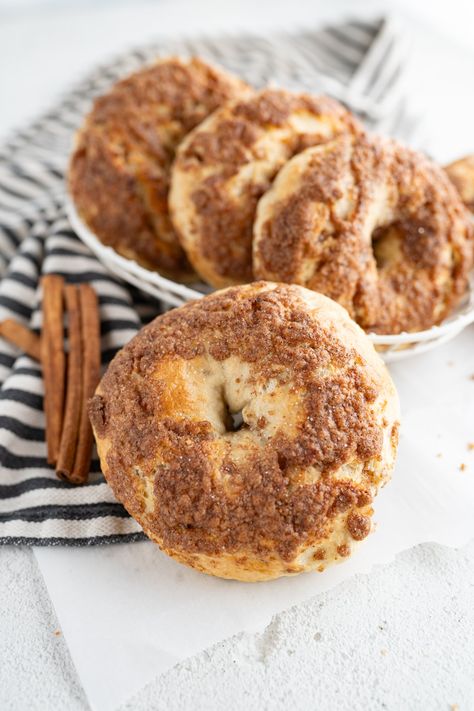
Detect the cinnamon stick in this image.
<box><xmin>56</xmin><ymin>285</ymin><xmax>83</xmax><ymax>482</ymax></box>
<box><xmin>70</xmin><ymin>283</ymin><xmax>101</xmax><ymax>485</ymax></box>
<box><xmin>41</xmin><ymin>274</ymin><xmax>66</xmax><ymax>466</ymax></box>
<box><xmin>0</xmin><ymin>319</ymin><xmax>41</xmax><ymax>360</ymax></box>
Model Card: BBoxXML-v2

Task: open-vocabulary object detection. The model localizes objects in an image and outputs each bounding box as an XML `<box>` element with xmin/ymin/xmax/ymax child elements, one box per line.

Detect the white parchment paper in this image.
<box><xmin>34</xmin><ymin>325</ymin><xmax>474</xmax><ymax>711</ymax></box>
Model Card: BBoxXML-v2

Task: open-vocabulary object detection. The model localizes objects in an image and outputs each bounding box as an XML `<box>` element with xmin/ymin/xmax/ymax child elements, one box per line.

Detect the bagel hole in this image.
<box><xmin>227</xmin><ymin>408</ymin><xmax>245</xmax><ymax>432</ymax></box>
<box><xmin>371</xmin><ymin>225</ymin><xmax>402</xmax><ymax>269</ymax></box>
<box><xmin>223</xmin><ymin>400</ymin><xmax>246</xmax><ymax>432</ymax></box>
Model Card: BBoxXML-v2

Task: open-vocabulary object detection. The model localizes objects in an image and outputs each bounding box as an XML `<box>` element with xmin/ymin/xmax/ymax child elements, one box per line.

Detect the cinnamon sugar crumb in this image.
<box><xmin>459</xmin><ymin>463</ymin><xmax>467</xmax><ymax>472</ymax></box>
<box><xmin>69</xmin><ymin>58</ymin><xmax>246</xmax><ymax>278</ymax></box>
<box><xmin>91</xmin><ymin>283</ymin><xmax>395</xmax><ymax>566</ymax></box>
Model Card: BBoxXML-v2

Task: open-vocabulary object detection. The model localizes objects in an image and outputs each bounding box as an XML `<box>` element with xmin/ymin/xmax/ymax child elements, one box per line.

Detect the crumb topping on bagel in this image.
<box><xmin>69</xmin><ymin>57</ymin><xmax>249</xmax><ymax>279</ymax></box>
<box><xmin>169</xmin><ymin>89</ymin><xmax>360</xmax><ymax>287</ymax></box>
<box><xmin>253</xmin><ymin>132</ymin><xmax>473</xmax><ymax>334</ymax></box>
<box><xmin>90</xmin><ymin>282</ymin><xmax>399</xmax><ymax>581</ymax></box>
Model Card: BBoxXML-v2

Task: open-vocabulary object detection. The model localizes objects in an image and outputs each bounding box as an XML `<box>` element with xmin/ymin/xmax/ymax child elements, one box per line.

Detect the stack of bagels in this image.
<box><xmin>69</xmin><ymin>56</ymin><xmax>473</xmax><ymax>581</ymax></box>
<box><xmin>69</xmin><ymin>56</ymin><xmax>473</xmax><ymax>336</ymax></box>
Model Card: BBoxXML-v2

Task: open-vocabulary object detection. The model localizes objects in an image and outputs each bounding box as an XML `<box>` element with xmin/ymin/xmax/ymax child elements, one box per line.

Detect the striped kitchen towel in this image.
<box><xmin>0</xmin><ymin>16</ymin><xmax>416</xmax><ymax>545</ymax></box>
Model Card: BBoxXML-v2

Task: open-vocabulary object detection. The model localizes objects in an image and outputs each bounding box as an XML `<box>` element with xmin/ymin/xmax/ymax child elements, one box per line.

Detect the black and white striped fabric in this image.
<box><xmin>0</xmin><ymin>16</ymin><xmax>416</xmax><ymax>545</ymax></box>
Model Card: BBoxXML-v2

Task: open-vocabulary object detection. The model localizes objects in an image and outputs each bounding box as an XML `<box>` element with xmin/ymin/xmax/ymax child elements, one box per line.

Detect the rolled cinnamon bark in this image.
<box><xmin>56</xmin><ymin>285</ymin><xmax>83</xmax><ymax>482</ymax></box>
<box><xmin>0</xmin><ymin>319</ymin><xmax>41</xmax><ymax>360</ymax></box>
<box><xmin>70</xmin><ymin>283</ymin><xmax>101</xmax><ymax>485</ymax></box>
<box><xmin>41</xmin><ymin>275</ymin><xmax>66</xmax><ymax>466</ymax></box>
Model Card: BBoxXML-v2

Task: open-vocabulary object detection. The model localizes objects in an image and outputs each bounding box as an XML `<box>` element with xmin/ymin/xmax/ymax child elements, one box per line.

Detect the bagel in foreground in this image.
<box><xmin>69</xmin><ymin>57</ymin><xmax>250</xmax><ymax>280</ymax></box>
<box><xmin>90</xmin><ymin>282</ymin><xmax>399</xmax><ymax>582</ymax></box>
<box><xmin>169</xmin><ymin>89</ymin><xmax>360</xmax><ymax>288</ymax></box>
<box><xmin>253</xmin><ymin>133</ymin><xmax>473</xmax><ymax>334</ymax></box>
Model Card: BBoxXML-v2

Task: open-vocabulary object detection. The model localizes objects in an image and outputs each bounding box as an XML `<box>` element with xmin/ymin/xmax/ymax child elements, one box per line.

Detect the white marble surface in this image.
<box><xmin>1</xmin><ymin>1</ymin><xmax>474</xmax><ymax>709</ymax></box>
<box><xmin>2</xmin><ymin>541</ymin><xmax>474</xmax><ymax>711</ymax></box>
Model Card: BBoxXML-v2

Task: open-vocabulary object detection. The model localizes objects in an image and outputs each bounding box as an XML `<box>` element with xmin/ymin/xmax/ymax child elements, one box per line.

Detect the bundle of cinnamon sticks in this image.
<box><xmin>0</xmin><ymin>275</ymin><xmax>101</xmax><ymax>485</ymax></box>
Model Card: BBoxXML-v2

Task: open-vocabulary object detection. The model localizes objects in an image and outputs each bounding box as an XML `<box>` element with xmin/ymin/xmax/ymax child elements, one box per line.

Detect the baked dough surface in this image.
<box><xmin>90</xmin><ymin>282</ymin><xmax>399</xmax><ymax>581</ymax></box>
<box><xmin>253</xmin><ymin>133</ymin><xmax>472</xmax><ymax>334</ymax></box>
<box><xmin>445</xmin><ymin>154</ymin><xmax>474</xmax><ymax>212</ymax></box>
<box><xmin>69</xmin><ymin>57</ymin><xmax>249</xmax><ymax>280</ymax></box>
<box><xmin>170</xmin><ymin>89</ymin><xmax>359</xmax><ymax>287</ymax></box>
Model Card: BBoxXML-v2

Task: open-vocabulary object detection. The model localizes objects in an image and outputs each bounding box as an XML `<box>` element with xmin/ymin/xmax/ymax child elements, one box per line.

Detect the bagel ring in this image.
<box><xmin>169</xmin><ymin>89</ymin><xmax>360</xmax><ymax>287</ymax></box>
<box><xmin>69</xmin><ymin>57</ymin><xmax>249</xmax><ymax>280</ymax></box>
<box><xmin>89</xmin><ymin>282</ymin><xmax>399</xmax><ymax>582</ymax></box>
<box><xmin>253</xmin><ymin>132</ymin><xmax>473</xmax><ymax>334</ymax></box>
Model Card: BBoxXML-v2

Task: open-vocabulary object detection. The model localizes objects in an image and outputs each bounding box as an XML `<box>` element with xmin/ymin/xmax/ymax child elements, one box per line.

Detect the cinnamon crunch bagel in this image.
<box><xmin>253</xmin><ymin>132</ymin><xmax>472</xmax><ymax>334</ymax></box>
<box><xmin>169</xmin><ymin>89</ymin><xmax>360</xmax><ymax>287</ymax></box>
<box><xmin>89</xmin><ymin>282</ymin><xmax>399</xmax><ymax>582</ymax></box>
<box><xmin>69</xmin><ymin>57</ymin><xmax>249</xmax><ymax>280</ymax></box>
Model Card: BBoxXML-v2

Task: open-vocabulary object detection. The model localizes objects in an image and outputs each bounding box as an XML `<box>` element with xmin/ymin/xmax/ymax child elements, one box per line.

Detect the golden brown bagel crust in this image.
<box><xmin>169</xmin><ymin>90</ymin><xmax>360</xmax><ymax>287</ymax></box>
<box><xmin>445</xmin><ymin>154</ymin><xmax>474</xmax><ymax>212</ymax></box>
<box><xmin>90</xmin><ymin>282</ymin><xmax>399</xmax><ymax>581</ymax></box>
<box><xmin>69</xmin><ymin>57</ymin><xmax>249</xmax><ymax>280</ymax></box>
<box><xmin>253</xmin><ymin>133</ymin><xmax>473</xmax><ymax>335</ymax></box>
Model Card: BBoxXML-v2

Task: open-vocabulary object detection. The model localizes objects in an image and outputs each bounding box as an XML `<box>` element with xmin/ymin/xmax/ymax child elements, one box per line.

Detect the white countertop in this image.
<box><xmin>2</xmin><ymin>540</ymin><xmax>474</xmax><ymax>710</ymax></box>
<box><xmin>1</xmin><ymin>1</ymin><xmax>474</xmax><ymax>709</ymax></box>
